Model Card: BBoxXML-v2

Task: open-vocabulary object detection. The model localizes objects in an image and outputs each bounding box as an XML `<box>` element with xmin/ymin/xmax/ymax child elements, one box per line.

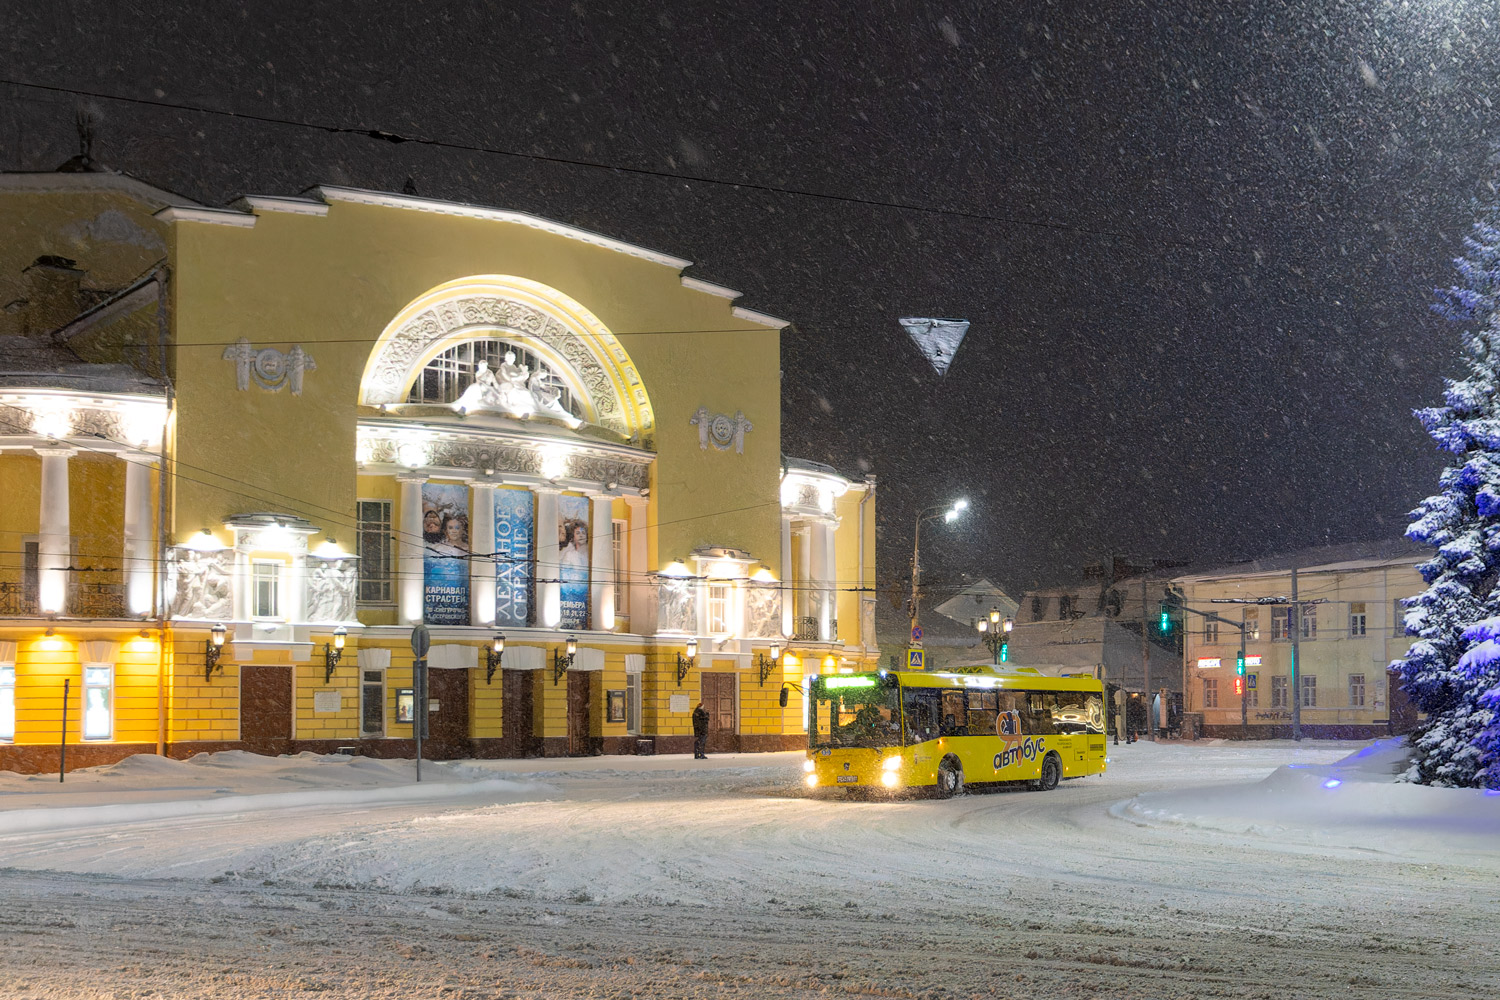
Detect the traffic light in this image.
<box><xmin>999</xmin><ymin>637</ymin><xmax>1010</xmax><ymax>663</ymax></box>
<box><xmin>1159</xmin><ymin>602</ymin><xmax>1170</xmax><ymax>632</ymax></box>
<box><xmin>1234</xmin><ymin>676</ymin><xmax>1245</xmax><ymax>696</ymax></box>
<box><xmin>1235</xmin><ymin>651</ymin><xmax>1246</xmax><ymax>676</ymax></box>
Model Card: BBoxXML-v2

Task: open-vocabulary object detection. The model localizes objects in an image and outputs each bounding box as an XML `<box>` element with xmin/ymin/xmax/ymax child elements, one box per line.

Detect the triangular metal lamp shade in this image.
<box><xmin>899</xmin><ymin>317</ymin><xmax>970</xmax><ymax>376</ymax></box>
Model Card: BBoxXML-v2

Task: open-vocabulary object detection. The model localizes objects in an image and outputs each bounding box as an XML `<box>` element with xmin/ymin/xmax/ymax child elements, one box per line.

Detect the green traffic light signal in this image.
<box><xmin>999</xmin><ymin>639</ymin><xmax>1009</xmax><ymax>663</ymax></box>
<box><xmin>1236</xmin><ymin>652</ymin><xmax>1246</xmax><ymax>676</ymax></box>
<box><xmin>1159</xmin><ymin>602</ymin><xmax>1170</xmax><ymax>632</ymax></box>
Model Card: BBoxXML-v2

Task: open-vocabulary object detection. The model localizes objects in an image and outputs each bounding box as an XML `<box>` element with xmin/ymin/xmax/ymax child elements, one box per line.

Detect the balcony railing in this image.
<box><xmin>0</xmin><ymin>581</ymin><xmax>37</xmax><ymax>616</ymax></box>
<box><xmin>74</xmin><ymin>582</ymin><xmax>128</xmax><ymax>618</ymax></box>
<box><xmin>793</xmin><ymin>617</ymin><xmax>839</xmax><ymax>642</ymax></box>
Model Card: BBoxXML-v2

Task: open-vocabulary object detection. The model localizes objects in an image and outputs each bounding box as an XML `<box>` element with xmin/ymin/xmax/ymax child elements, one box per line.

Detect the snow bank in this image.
<box><xmin>1112</xmin><ymin>739</ymin><xmax>1500</xmax><ymax>857</ymax></box>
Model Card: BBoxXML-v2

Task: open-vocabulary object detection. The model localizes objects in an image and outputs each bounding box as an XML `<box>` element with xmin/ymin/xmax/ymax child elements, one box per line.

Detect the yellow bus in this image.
<box><xmin>799</xmin><ymin>665</ymin><xmax>1107</xmax><ymax>797</ymax></box>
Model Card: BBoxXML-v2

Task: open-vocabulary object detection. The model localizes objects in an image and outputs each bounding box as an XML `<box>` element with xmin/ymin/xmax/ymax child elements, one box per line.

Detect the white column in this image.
<box><xmin>122</xmin><ymin>455</ymin><xmax>155</xmax><ymax>616</ymax></box>
<box><xmin>36</xmin><ymin>446</ymin><xmax>75</xmax><ymax>614</ymax></box>
<box><xmin>590</xmin><ymin>495</ymin><xmax>615</xmax><ymax>631</ymax></box>
<box><xmin>780</xmin><ymin>515</ymin><xmax>793</xmax><ymax>638</ymax></box>
<box><xmin>536</xmin><ymin>488</ymin><xmax>561</xmax><ymax>629</ymax></box>
<box><xmin>809</xmin><ymin>521</ymin><xmax>832</xmax><ymax>643</ymax></box>
<box><xmin>397</xmin><ymin>476</ymin><xmax>425</xmax><ymax>624</ymax></box>
<box><xmin>624</xmin><ymin>496</ymin><xmax>651</xmax><ymax>634</ymax></box>
<box><xmin>823</xmin><ymin>519</ymin><xmax>838</xmax><ymax>642</ymax></box>
<box><xmin>470</xmin><ymin>484</ymin><xmax>496</xmax><ymax>627</ymax></box>
<box><xmin>797</xmin><ymin>524</ymin><xmax>813</xmax><ymax>632</ymax></box>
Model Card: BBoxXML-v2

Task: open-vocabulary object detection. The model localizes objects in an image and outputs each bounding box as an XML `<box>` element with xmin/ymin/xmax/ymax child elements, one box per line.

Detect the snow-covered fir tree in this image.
<box><xmin>1395</xmin><ymin>193</ymin><xmax>1500</xmax><ymax>788</ymax></box>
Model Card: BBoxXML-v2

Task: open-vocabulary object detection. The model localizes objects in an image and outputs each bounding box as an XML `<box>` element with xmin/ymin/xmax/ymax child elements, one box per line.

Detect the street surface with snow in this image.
<box><xmin>1</xmin><ymin>739</ymin><xmax>1496</xmax><ymax>999</ymax></box>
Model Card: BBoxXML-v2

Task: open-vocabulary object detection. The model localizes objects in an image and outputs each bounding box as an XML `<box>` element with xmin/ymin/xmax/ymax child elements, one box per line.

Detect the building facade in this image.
<box><xmin>1173</xmin><ymin>541</ymin><xmax>1424</xmax><ymax>739</ymax></box>
<box><xmin>0</xmin><ymin>170</ymin><xmax>877</xmax><ymax>771</ymax></box>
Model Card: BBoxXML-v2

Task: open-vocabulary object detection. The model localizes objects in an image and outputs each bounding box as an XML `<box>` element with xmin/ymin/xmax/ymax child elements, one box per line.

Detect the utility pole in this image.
<box><xmin>1291</xmin><ymin>567</ymin><xmax>1301</xmax><ymax>741</ymax></box>
<box><xmin>1141</xmin><ymin>577</ymin><xmax>1153</xmax><ymax>740</ymax></box>
<box><xmin>1239</xmin><ymin>610</ymin><xmax>1249</xmax><ymax>738</ymax></box>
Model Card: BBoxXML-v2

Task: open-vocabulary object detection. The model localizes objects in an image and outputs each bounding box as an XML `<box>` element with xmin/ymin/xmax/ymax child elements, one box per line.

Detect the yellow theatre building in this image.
<box><xmin>0</xmin><ymin>168</ymin><xmax>878</xmax><ymax>771</ymax></box>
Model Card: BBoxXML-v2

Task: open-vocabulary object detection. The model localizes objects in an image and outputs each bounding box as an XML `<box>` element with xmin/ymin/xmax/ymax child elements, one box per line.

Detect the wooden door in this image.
<box><xmin>426</xmin><ymin>668</ymin><xmax>470</xmax><ymax>759</ymax></box>
<box><xmin>701</xmin><ymin>673</ymin><xmax>737</xmax><ymax>753</ymax></box>
<box><xmin>567</xmin><ymin>671</ymin><xmax>592</xmax><ymax>756</ymax></box>
<box><xmin>240</xmin><ymin>665</ymin><xmax>292</xmax><ymax>744</ymax></box>
<box><xmin>502</xmin><ymin>669</ymin><xmax>537</xmax><ymax>757</ymax></box>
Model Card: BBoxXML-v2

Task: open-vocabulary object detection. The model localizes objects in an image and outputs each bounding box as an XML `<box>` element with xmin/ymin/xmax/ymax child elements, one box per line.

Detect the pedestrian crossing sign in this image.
<box><xmin>906</xmin><ymin>648</ymin><xmax>924</xmax><ymax>670</ymax></box>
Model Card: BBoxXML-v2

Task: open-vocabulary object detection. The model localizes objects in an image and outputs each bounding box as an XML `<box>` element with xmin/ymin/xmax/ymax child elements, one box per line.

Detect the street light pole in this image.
<box><xmin>976</xmin><ymin>608</ymin><xmax>1013</xmax><ymax>665</ymax></box>
<box><xmin>908</xmin><ymin>498</ymin><xmax>968</xmax><ymax>642</ymax></box>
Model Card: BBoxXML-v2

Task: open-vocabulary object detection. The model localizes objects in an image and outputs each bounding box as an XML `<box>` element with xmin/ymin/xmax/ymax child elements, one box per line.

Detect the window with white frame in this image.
<box><xmin>0</xmin><ymin>663</ymin><xmax>14</xmax><ymax>741</ymax></box>
<box><xmin>1245</xmin><ymin>676</ymin><xmax>1259</xmax><ymax>708</ymax></box>
<box><xmin>1244</xmin><ymin>608</ymin><xmax>1260</xmax><ymax>640</ymax></box>
<box><xmin>252</xmin><ymin>560</ymin><xmax>283</xmax><ymax>618</ymax></box>
<box><xmin>1348</xmin><ymin>673</ymin><xmax>1366</xmax><ymax>708</ymax></box>
<box><xmin>82</xmin><ymin>665</ymin><xmax>113</xmax><ymax>741</ymax></box>
<box><xmin>1204</xmin><ymin>619</ymin><xmax>1220</xmax><ymax>643</ymax></box>
<box><xmin>1300</xmin><ymin>674</ymin><xmax>1317</xmax><ymax>707</ymax></box>
<box><xmin>1349</xmin><ymin>602</ymin><xmax>1366</xmax><ymax>637</ymax></box>
<box><xmin>357</xmin><ymin>500</ymin><xmax>394</xmax><ymax>604</ymax></box>
<box><xmin>707</xmin><ymin>583</ymin><xmax>731</xmax><ymax>635</ymax></box>
<box><xmin>625</xmin><ymin>672</ymin><xmax>642</xmax><ymax>734</ymax></box>
<box><xmin>361</xmin><ymin>668</ymin><xmax>385</xmax><ymax>737</ymax></box>
<box><xmin>612</xmin><ymin>519</ymin><xmax>627</xmax><ymax>616</ymax></box>
<box><xmin>1271</xmin><ymin>675</ymin><xmax>1288</xmax><ymax>708</ymax></box>
<box><xmin>1301</xmin><ymin>606</ymin><xmax>1318</xmax><ymax>640</ymax></box>
<box><xmin>1393</xmin><ymin>599</ymin><xmax>1409</xmax><ymax>636</ymax></box>
<box><xmin>1202</xmin><ymin>677</ymin><xmax>1218</xmax><ymax>708</ymax></box>
<box><xmin>1271</xmin><ymin>608</ymin><xmax>1291</xmax><ymax>641</ymax></box>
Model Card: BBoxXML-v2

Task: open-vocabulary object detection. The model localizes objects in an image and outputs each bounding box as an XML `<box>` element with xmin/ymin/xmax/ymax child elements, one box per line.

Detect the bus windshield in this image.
<box><xmin>808</xmin><ymin>675</ymin><xmax>902</xmax><ymax>748</ymax></box>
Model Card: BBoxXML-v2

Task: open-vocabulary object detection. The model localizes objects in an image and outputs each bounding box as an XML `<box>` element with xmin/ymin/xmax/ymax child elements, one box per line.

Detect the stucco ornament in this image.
<box><xmin>452</xmin><ymin>352</ymin><xmax>583</xmax><ymax>429</ymax></box>
<box><xmin>690</xmin><ymin>407</ymin><xmax>753</xmax><ymax>453</ymax></box>
<box><xmin>744</xmin><ymin>581</ymin><xmax>782</xmax><ymax>639</ymax></box>
<box><xmin>306</xmin><ymin>556</ymin><xmax>358</xmax><ymax>623</ymax></box>
<box><xmin>223</xmin><ymin>338</ymin><xmax>317</xmax><ymax>394</ymax></box>
<box><xmin>167</xmin><ymin>547</ymin><xmax>233</xmax><ymax>620</ymax></box>
<box><xmin>656</xmin><ymin>577</ymin><xmax>698</xmax><ymax>634</ymax></box>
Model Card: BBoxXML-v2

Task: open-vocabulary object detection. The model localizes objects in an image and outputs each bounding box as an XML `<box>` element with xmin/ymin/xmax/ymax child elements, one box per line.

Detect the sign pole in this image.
<box><xmin>410</xmin><ymin>624</ymin><xmax>432</xmax><ymax>782</ymax></box>
<box><xmin>60</xmin><ymin>678</ymin><xmax>69</xmax><ymax>783</ymax></box>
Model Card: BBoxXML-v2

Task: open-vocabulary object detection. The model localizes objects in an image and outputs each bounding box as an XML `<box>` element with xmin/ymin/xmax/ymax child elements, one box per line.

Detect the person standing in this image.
<box><xmin>692</xmin><ymin>701</ymin><xmax>710</xmax><ymax>759</ymax></box>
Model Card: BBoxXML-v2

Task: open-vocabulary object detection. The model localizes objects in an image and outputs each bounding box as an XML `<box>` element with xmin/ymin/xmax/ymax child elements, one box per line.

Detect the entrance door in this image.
<box><xmin>701</xmin><ymin>673</ymin><xmax>738</xmax><ymax>753</ymax></box>
<box><xmin>1387</xmin><ymin>668</ymin><xmax>1418</xmax><ymax>735</ymax></box>
<box><xmin>567</xmin><ymin>671</ymin><xmax>592</xmax><ymax>756</ymax></box>
<box><xmin>241</xmin><ymin>665</ymin><xmax>292</xmax><ymax>746</ymax></box>
<box><xmin>426</xmin><ymin>668</ymin><xmax>471</xmax><ymax>759</ymax></box>
<box><xmin>502</xmin><ymin>669</ymin><xmax>536</xmax><ymax>757</ymax></box>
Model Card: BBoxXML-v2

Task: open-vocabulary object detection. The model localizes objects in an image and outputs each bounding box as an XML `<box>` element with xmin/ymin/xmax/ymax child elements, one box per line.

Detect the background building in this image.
<box><xmin>0</xmin><ymin>167</ymin><xmax>877</xmax><ymax>771</ymax></box>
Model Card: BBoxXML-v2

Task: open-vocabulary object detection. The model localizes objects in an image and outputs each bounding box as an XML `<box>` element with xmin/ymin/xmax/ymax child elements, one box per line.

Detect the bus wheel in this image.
<box><xmin>1033</xmin><ymin>752</ymin><xmax>1061</xmax><ymax>792</ymax></box>
<box><xmin>935</xmin><ymin>757</ymin><xmax>964</xmax><ymax>799</ymax></box>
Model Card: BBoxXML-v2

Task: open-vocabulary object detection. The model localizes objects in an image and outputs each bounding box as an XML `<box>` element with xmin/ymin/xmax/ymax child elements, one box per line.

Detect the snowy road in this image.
<box><xmin>2</xmin><ymin>741</ymin><xmax>1497</xmax><ymax>999</ymax></box>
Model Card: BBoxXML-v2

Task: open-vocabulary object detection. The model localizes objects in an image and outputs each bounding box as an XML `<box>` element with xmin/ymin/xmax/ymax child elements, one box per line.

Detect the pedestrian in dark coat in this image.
<box><xmin>692</xmin><ymin>701</ymin><xmax>710</xmax><ymax>759</ymax></box>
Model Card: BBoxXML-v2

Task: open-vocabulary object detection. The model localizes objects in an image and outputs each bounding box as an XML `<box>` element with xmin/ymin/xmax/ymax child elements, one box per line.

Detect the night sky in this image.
<box><xmin>5</xmin><ymin>2</ymin><xmax>1494</xmax><ymax>601</ymax></box>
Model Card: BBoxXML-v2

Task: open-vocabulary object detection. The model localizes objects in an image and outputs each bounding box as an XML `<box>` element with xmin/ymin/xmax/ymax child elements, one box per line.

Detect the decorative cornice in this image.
<box><xmin>153</xmin><ymin>205</ymin><xmax>257</xmax><ymax>228</ymax></box>
<box><xmin>679</xmin><ymin>276</ymin><xmax>741</xmax><ymax>300</ymax></box>
<box><xmin>731</xmin><ymin>306</ymin><xmax>790</xmax><ymax>330</ymax></box>
<box><xmin>231</xmin><ymin>195</ymin><xmax>331</xmax><ymax>217</ymax></box>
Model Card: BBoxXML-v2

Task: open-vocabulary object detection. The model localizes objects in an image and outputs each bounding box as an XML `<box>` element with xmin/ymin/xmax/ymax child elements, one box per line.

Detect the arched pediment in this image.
<box><xmin>361</xmin><ymin>275</ymin><xmax>654</xmax><ymax>446</ymax></box>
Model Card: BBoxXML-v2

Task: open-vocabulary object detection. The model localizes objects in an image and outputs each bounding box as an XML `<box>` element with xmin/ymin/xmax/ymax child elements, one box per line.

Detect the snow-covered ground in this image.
<box><xmin>2</xmin><ymin>739</ymin><xmax>1497</xmax><ymax>998</ymax></box>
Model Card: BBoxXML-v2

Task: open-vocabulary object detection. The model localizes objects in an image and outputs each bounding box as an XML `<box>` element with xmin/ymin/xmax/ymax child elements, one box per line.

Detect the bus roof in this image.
<box><xmin>812</xmin><ymin>666</ymin><xmax>1102</xmax><ymax>693</ymax></box>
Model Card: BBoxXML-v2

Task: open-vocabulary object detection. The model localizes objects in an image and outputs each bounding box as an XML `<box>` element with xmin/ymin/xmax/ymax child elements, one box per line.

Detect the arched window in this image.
<box><xmin>407</xmin><ymin>339</ymin><xmax>584</xmax><ymax>419</ymax></box>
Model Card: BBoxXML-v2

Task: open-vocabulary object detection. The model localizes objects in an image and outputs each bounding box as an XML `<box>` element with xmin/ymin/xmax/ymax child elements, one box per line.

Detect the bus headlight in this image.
<box><xmin>805</xmin><ymin>773</ymin><xmax>819</xmax><ymax>788</ymax></box>
<box><xmin>803</xmin><ymin>759</ymin><xmax>815</xmax><ymax>773</ymax></box>
<box><xmin>882</xmin><ymin>756</ymin><xmax>902</xmax><ymax>772</ymax></box>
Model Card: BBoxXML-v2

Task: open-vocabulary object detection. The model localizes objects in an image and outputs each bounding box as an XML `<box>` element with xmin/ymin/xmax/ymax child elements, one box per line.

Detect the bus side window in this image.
<box><xmin>903</xmin><ymin>689</ymin><xmax>939</xmax><ymax>744</ymax></box>
<box><xmin>1024</xmin><ymin>692</ymin><xmax>1058</xmax><ymax>736</ymax></box>
<box><xmin>967</xmin><ymin>690</ymin><xmax>998</xmax><ymax>736</ymax></box>
<box><xmin>939</xmin><ymin>690</ymin><xmax>967</xmax><ymax>736</ymax></box>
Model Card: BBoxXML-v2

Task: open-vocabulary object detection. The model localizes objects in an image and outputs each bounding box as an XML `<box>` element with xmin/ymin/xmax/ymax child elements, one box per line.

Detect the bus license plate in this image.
<box><xmin>835</xmin><ymin>775</ymin><xmax>858</xmax><ymax>784</ymax></box>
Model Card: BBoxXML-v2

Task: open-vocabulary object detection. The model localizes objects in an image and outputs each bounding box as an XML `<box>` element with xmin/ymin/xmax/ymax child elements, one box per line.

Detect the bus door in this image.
<box><xmin>1023</xmin><ymin>691</ymin><xmax>1071</xmax><ymax>770</ymax></box>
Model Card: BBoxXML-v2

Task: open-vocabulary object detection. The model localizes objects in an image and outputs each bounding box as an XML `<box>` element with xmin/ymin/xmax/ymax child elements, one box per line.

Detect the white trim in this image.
<box><xmin>500</xmin><ymin>645</ymin><xmax>545</xmax><ymax>671</ymax></box>
<box><xmin>731</xmin><ymin>305</ymin><xmax>790</xmax><ymax>330</ymax></box>
<box><xmin>79</xmin><ymin>640</ymin><xmax>120</xmax><ymax>665</ymax></box>
<box><xmin>679</xmin><ymin>276</ymin><xmax>741</xmax><ymax>300</ymax></box>
<box><xmin>572</xmin><ymin>647</ymin><xmax>606</xmax><ymax>672</ymax></box>
<box><xmin>624</xmin><ymin>653</ymin><xmax>645</xmax><ymax>675</ymax></box>
<box><xmin>153</xmin><ymin>205</ymin><xmax>256</xmax><ymax>228</ymax></box>
<box><xmin>232</xmin><ymin>195</ymin><xmax>330</xmax><ymax>217</ymax></box>
<box><xmin>314</xmin><ymin>186</ymin><xmax>693</xmax><ymax>269</ymax></box>
<box><xmin>428</xmin><ymin>643</ymin><xmax>478</xmax><ymax>670</ymax></box>
<box><xmin>359</xmin><ymin>647</ymin><xmax>392</xmax><ymax>670</ymax></box>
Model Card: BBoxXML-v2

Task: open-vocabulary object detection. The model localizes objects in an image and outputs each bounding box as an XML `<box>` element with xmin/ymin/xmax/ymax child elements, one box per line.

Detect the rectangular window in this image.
<box><xmin>1031</xmin><ymin>595</ymin><xmax>1045</xmax><ymax>621</ymax></box>
<box><xmin>1349</xmin><ymin>602</ymin><xmax>1367</xmax><ymax>637</ymax></box>
<box><xmin>0</xmin><ymin>664</ymin><xmax>14</xmax><ymax>741</ymax></box>
<box><xmin>1348</xmin><ymin>673</ymin><xmax>1365</xmax><ymax>708</ymax></box>
<box><xmin>708</xmin><ymin>584</ymin><xmax>731</xmax><ymax>635</ymax></box>
<box><xmin>1301</xmin><ymin>606</ymin><xmax>1317</xmax><ymax>640</ymax></box>
<box><xmin>1271</xmin><ymin>676</ymin><xmax>1288</xmax><ymax>709</ymax></box>
<box><xmin>1394</xmin><ymin>599</ymin><xmax>1409</xmax><ymax>636</ymax></box>
<box><xmin>1058</xmin><ymin>594</ymin><xmax>1074</xmax><ymax>618</ymax></box>
<box><xmin>1204</xmin><ymin>619</ymin><xmax>1220</xmax><ymax>643</ymax></box>
<box><xmin>1244</xmin><ymin>608</ymin><xmax>1260</xmax><ymax>640</ymax></box>
<box><xmin>1202</xmin><ymin>677</ymin><xmax>1218</xmax><ymax>709</ymax></box>
<box><xmin>356</xmin><ymin>500</ymin><xmax>394</xmax><ymax>604</ymax></box>
<box><xmin>252</xmin><ymin>560</ymin><xmax>282</xmax><ymax>618</ymax></box>
<box><xmin>1271</xmin><ymin>608</ymin><xmax>1288</xmax><ymax>641</ymax></box>
<box><xmin>82</xmin><ymin>665</ymin><xmax>113</xmax><ymax>741</ymax></box>
<box><xmin>626</xmin><ymin>672</ymin><xmax>642</xmax><ymax>734</ymax></box>
<box><xmin>1300</xmin><ymin>674</ymin><xmax>1317</xmax><ymax>708</ymax></box>
<box><xmin>612</xmin><ymin>519</ymin><xmax>627</xmax><ymax>616</ymax></box>
<box><xmin>361</xmin><ymin>668</ymin><xmax>385</xmax><ymax>737</ymax></box>
<box><xmin>1245</xmin><ymin>677</ymin><xmax>1259</xmax><ymax>708</ymax></box>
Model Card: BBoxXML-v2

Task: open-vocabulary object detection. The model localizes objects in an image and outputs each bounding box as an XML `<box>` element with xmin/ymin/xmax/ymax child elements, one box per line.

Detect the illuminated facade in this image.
<box><xmin>0</xmin><ymin>170</ymin><xmax>877</xmax><ymax>771</ymax></box>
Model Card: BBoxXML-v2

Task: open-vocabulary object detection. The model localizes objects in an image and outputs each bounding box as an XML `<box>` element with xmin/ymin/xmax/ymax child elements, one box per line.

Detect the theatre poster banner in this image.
<box><xmin>494</xmin><ymin>488</ymin><xmax>533</xmax><ymax>626</ymax></box>
<box><xmin>422</xmin><ymin>482</ymin><xmax>470</xmax><ymax>625</ymax></box>
<box><xmin>558</xmin><ymin>493</ymin><xmax>590</xmax><ymax>629</ymax></box>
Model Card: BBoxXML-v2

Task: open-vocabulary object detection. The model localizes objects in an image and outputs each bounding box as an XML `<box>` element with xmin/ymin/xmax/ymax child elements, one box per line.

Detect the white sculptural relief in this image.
<box><xmin>307</xmin><ymin>557</ymin><xmax>358</xmax><ymax>623</ymax></box>
<box><xmin>453</xmin><ymin>352</ymin><xmax>583</xmax><ymax>429</ymax></box>
<box><xmin>167</xmin><ymin>548</ymin><xmax>233</xmax><ymax>621</ymax></box>
<box><xmin>744</xmin><ymin>583</ymin><xmax>782</xmax><ymax>639</ymax></box>
<box><xmin>657</xmin><ymin>578</ymin><xmax>697</xmax><ymax>634</ymax></box>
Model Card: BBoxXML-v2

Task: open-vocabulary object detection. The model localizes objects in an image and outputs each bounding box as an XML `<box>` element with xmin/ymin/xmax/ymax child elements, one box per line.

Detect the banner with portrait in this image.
<box><xmin>493</xmin><ymin>488</ymin><xmax>533</xmax><ymax>626</ymax></box>
<box><xmin>558</xmin><ymin>493</ymin><xmax>591</xmax><ymax>630</ymax></box>
<box><xmin>421</xmin><ymin>482</ymin><xmax>470</xmax><ymax>625</ymax></box>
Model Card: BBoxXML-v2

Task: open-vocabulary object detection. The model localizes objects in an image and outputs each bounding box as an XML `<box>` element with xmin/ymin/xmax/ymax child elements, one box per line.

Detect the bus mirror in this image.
<box><xmin>779</xmin><ymin>687</ymin><xmax>789</xmax><ymax>708</ymax></box>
